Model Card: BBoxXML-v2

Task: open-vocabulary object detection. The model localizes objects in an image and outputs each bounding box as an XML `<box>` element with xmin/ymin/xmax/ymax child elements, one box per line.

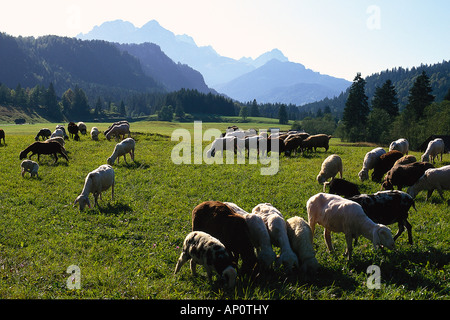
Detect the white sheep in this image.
<box><xmin>317</xmin><ymin>154</ymin><xmax>343</xmax><ymax>184</ymax></box>
<box><xmin>107</xmin><ymin>138</ymin><xmax>135</xmax><ymax>165</ymax></box>
<box><xmin>90</xmin><ymin>127</ymin><xmax>99</xmax><ymax>141</ymax></box>
<box><xmin>421</xmin><ymin>138</ymin><xmax>445</xmax><ymax>163</ymax></box>
<box><xmin>205</xmin><ymin>136</ymin><xmax>237</xmax><ymax>158</ymax></box>
<box><xmin>358</xmin><ymin>147</ymin><xmax>386</xmax><ymax>181</ymax></box>
<box><xmin>286</xmin><ymin>216</ymin><xmax>318</xmax><ymax>275</ymax></box>
<box><xmin>307</xmin><ymin>193</ymin><xmax>395</xmax><ymax>259</ymax></box>
<box><xmin>407</xmin><ymin>165</ymin><xmax>450</xmax><ymax>201</ymax></box>
<box><xmin>20</xmin><ymin>159</ymin><xmax>39</xmax><ymax>178</ymax></box>
<box><xmin>73</xmin><ymin>164</ymin><xmax>115</xmax><ymax>211</ymax></box>
<box><xmin>77</xmin><ymin>122</ymin><xmax>87</xmax><ymax>135</ymax></box>
<box><xmin>252</xmin><ymin>203</ymin><xmax>299</xmax><ymax>272</ymax></box>
<box><xmin>174</xmin><ymin>231</ymin><xmax>237</xmax><ymax>288</ymax></box>
<box><xmin>105</xmin><ymin>123</ymin><xmax>131</xmax><ymax>141</ymax></box>
<box><xmin>224</xmin><ymin>202</ymin><xmax>276</xmax><ymax>270</ymax></box>
<box><xmin>50</xmin><ymin>128</ymin><xmax>64</xmax><ymax>139</ymax></box>
<box><xmin>389</xmin><ymin>138</ymin><xmax>409</xmax><ymax>155</ymax></box>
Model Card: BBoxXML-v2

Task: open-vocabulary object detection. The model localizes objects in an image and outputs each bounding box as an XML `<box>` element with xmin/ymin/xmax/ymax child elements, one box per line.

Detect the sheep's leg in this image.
<box><xmin>393</xmin><ymin>222</ymin><xmax>404</xmax><ymax>242</ymax></box>
<box><xmin>174</xmin><ymin>252</ymin><xmax>189</xmax><ymax>274</ymax></box>
<box><xmin>53</xmin><ymin>153</ymin><xmax>58</xmax><ymax>163</ymax></box>
<box><xmin>324</xmin><ymin>229</ymin><xmax>333</xmax><ymax>252</ymax></box>
<box><xmin>404</xmin><ymin>219</ymin><xmax>413</xmax><ymax>245</ymax></box>
<box><xmin>344</xmin><ymin>234</ymin><xmax>353</xmax><ymax>260</ymax></box>
<box><xmin>189</xmin><ymin>260</ymin><xmax>198</xmax><ymax>276</ymax></box>
<box><xmin>111</xmin><ymin>183</ymin><xmax>114</xmax><ymax>201</ymax></box>
<box><xmin>426</xmin><ymin>190</ymin><xmax>434</xmax><ymax>201</ymax></box>
<box><xmin>436</xmin><ymin>187</ymin><xmax>445</xmax><ymax>201</ymax></box>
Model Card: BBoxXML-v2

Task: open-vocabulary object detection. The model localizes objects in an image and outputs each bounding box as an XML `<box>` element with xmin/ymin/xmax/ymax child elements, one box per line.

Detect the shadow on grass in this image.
<box><xmin>89</xmin><ymin>201</ymin><xmax>133</xmax><ymax>215</ymax></box>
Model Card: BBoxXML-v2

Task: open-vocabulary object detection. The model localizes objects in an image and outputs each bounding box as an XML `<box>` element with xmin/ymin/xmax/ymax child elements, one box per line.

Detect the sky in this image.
<box><xmin>1</xmin><ymin>0</ymin><xmax>449</xmax><ymax>81</ymax></box>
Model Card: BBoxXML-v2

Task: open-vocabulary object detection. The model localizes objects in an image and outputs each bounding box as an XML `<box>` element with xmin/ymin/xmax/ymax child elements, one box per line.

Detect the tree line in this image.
<box><xmin>340</xmin><ymin>71</ymin><xmax>450</xmax><ymax>150</ymax></box>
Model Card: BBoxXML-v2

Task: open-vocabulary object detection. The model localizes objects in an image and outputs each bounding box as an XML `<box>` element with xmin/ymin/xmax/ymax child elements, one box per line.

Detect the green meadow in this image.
<box><xmin>0</xmin><ymin>120</ymin><xmax>448</xmax><ymax>299</ymax></box>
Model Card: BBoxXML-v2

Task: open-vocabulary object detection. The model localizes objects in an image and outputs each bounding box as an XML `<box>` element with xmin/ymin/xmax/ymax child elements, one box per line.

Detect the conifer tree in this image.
<box><xmin>371</xmin><ymin>79</ymin><xmax>398</xmax><ymax>117</ymax></box>
<box><xmin>404</xmin><ymin>71</ymin><xmax>434</xmax><ymax>121</ymax></box>
<box><xmin>342</xmin><ymin>73</ymin><xmax>369</xmax><ymax>141</ymax></box>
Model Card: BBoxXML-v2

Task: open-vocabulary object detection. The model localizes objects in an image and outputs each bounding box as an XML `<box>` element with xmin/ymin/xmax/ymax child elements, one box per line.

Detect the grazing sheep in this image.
<box><xmin>55</xmin><ymin>125</ymin><xmax>69</xmax><ymax>140</ymax></box>
<box><xmin>407</xmin><ymin>165</ymin><xmax>450</xmax><ymax>201</ymax></box>
<box><xmin>67</xmin><ymin>122</ymin><xmax>79</xmax><ymax>139</ymax></box>
<box><xmin>34</xmin><ymin>128</ymin><xmax>52</xmax><ymax>141</ymax></box>
<box><xmin>107</xmin><ymin>138</ymin><xmax>135</xmax><ymax>165</ymax></box>
<box><xmin>382</xmin><ymin>162</ymin><xmax>435</xmax><ymax>190</ymax></box>
<box><xmin>421</xmin><ymin>138</ymin><xmax>445</xmax><ymax>163</ymax></box>
<box><xmin>301</xmin><ymin>134</ymin><xmax>332</xmax><ymax>152</ymax></box>
<box><xmin>389</xmin><ymin>138</ymin><xmax>409</xmax><ymax>155</ymax></box>
<box><xmin>105</xmin><ymin>123</ymin><xmax>131</xmax><ymax>141</ymax></box>
<box><xmin>252</xmin><ymin>203</ymin><xmax>299</xmax><ymax>272</ymax></box>
<box><xmin>284</xmin><ymin>133</ymin><xmax>309</xmax><ymax>156</ymax></box>
<box><xmin>20</xmin><ymin>160</ymin><xmax>39</xmax><ymax>178</ymax></box>
<box><xmin>77</xmin><ymin>122</ymin><xmax>87</xmax><ymax>135</ymax></box>
<box><xmin>258</xmin><ymin>137</ymin><xmax>285</xmax><ymax>156</ymax></box>
<box><xmin>19</xmin><ymin>141</ymin><xmax>69</xmax><ymax>163</ymax></box>
<box><xmin>317</xmin><ymin>154</ymin><xmax>343</xmax><ymax>184</ymax></box>
<box><xmin>174</xmin><ymin>231</ymin><xmax>237</xmax><ymax>288</ymax></box>
<box><xmin>205</xmin><ymin>136</ymin><xmax>237</xmax><ymax>158</ymax></box>
<box><xmin>349</xmin><ymin>191</ymin><xmax>416</xmax><ymax>244</ymax></box>
<box><xmin>307</xmin><ymin>193</ymin><xmax>395</xmax><ymax>259</ymax></box>
<box><xmin>0</xmin><ymin>129</ymin><xmax>4</xmax><ymax>145</ymax></box>
<box><xmin>192</xmin><ymin>201</ymin><xmax>257</xmax><ymax>274</ymax></box>
<box><xmin>104</xmin><ymin>121</ymin><xmax>129</xmax><ymax>136</ymax></box>
<box><xmin>358</xmin><ymin>147</ymin><xmax>386</xmax><ymax>181</ymax></box>
<box><xmin>286</xmin><ymin>216</ymin><xmax>318</xmax><ymax>275</ymax></box>
<box><xmin>73</xmin><ymin>164</ymin><xmax>115</xmax><ymax>211</ymax></box>
<box><xmin>371</xmin><ymin>150</ymin><xmax>404</xmax><ymax>182</ymax></box>
<box><xmin>50</xmin><ymin>128</ymin><xmax>64</xmax><ymax>139</ymax></box>
<box><xmin>323</xmin><ymin>178</ymin><xmax>360</xmax><ymax>198</ymax></box>
<box><xmin>224</xmin><ymin>202</ymin><xmax>276</xmax><ymax>270</ymax></box>
<box><xmin>90</xmin><ymin>127</ymin><xmax>99</xmax><ymax>141</ymax></box>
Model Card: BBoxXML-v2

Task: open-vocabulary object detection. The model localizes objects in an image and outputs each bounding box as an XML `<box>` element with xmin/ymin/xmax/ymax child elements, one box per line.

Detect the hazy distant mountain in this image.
<box><xmin>78</xmin><ymin>19</ymin><xmax>351</xmax><ymax>104</ymax></box>
<box><xmin>215</xmin><ymin>59</ymin><xmax>351</xmax><ymax>105</ymax></box>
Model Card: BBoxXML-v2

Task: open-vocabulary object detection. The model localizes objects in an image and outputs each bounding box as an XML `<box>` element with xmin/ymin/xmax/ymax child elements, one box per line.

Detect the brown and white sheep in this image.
<box><xmin>191</xmin><ymin>201</ymin><xmax>257</xmax><ymax>274</ymax></box>
<box><xmin>381</xmin><ymin>161</ymin><xmax>435</xmax><ymax>191</ymax></box>
<box><xmin>371</xmin><ymin>150</ymin><xmax>404</xmax><ymax>182</ymax></box>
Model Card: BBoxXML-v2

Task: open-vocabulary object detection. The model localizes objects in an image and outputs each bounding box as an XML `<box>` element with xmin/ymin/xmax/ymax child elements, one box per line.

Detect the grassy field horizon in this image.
<box><xmin>0</xmin><ymin>120</ymin><xmax>448</xmax><ymax>300</ymax></box>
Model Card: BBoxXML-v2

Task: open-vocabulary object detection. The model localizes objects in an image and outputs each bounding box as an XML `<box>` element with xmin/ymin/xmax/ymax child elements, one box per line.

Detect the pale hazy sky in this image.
<box><xmin>1</xmin><ymin>0</ymin><xmax>449</xmax><ymax>81</ymax></box>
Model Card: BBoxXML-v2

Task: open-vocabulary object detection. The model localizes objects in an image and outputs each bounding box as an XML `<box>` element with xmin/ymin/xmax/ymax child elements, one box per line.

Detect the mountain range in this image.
<box><xmin>77</xmin><ymin>19</ymin><xmax>351</xmax><ymax>104</ymax></box>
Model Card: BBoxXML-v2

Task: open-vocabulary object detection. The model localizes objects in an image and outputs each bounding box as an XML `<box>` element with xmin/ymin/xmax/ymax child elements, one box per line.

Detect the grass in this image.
<box><xmin>0</xmin><ymin>121</ymin><xmax>448</xmax><ymax>300</ymax></box>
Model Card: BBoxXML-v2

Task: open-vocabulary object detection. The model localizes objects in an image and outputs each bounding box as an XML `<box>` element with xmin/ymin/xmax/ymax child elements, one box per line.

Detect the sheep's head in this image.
<box><xmin>420</xmin><ymin>154</ymin><xmax>429</xmax><ymax>162</ymax></box>
<box><xmin>257</xmin><ymin>248</ymin><xmax>277</xmax><ymax>270</ymax></box>
<box><xmin>221</xmin><ymin>266</ymin><xmax>237</xmax><ymax>289</ymax></box>
<box><xmin>107</xmin><ymin>157</ymin><xmax>114</xmax><ymax>165</ymax></box>
<box><xmin>276</xmin><ymin>251</ymin><xmax>299</xmax><ymax>273</ymax></box>
<box><xmin>19</xmin><ymin>150</ymin><xmax>28</xmax><ymax>160</ymax></box>
<box><xmin>73</xmin><ymin>195</ymin><xmax>91</xmax><ymax>211</ymax></box>
<box><xmin>317</xmin><ymin>174</ymin><xmax>326</xmax><ymax>185</ymax></box>
<box><xmin>358</xmin><ymin>169</ymin><xmax>369</xmax><ymax>181</ymax></box>
<box><xmin>372</xmin><ymin>225</ymin><xmax>395</xmax><ymax>250</ymax></box>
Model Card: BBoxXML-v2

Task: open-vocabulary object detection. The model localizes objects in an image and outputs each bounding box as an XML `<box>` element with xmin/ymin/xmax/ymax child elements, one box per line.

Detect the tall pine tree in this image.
<box><xmin>371</xmin><ymin>79</ymin><xmax>398</xmax><ymax>117</ymax></box>
<box><xmin>404</xmin><ymin>71</ymin><xmax>434</xmax><ymax>121</ymax></box>
<box><xmin>342</xmin><ymin>73</ymin><xmax>369</xmax><ymax>141</ymax></box>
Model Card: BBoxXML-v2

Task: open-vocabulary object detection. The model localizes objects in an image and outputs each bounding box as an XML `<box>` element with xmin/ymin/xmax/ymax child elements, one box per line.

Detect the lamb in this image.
<box><xmin>358</xmin><ymin>147</ymin><xmax>386</xmax><ymax>181</ymax></box>
<box><xmin>73</xmin><ymin>164</ymin><xmax>115</xmax><ymax>211</ymax></box>
<box><xmin>286</xmin><ymin>216</ymin><xmax>319</xmax><ymax>275</ymax></box>
<box><xmin>19</xmin><ymin>141</ymin><xmax>69</xmax><ymax>163</ymax></box>
<box><xmin>323</xmin><ymin>178</ymin><xmax>360</xmax><ymax>198</ymax></box>
<box><xmin>205</xmin><ymin>136</ymin><xmax>237</xmax><ymax>158</ymax></box>
<box><xmin>349</xmin><ymin>191</ymin><xmax>416</xmax><ymax>244</ymax></box>
<box><xmin>251</xmin><ymin>203</ymin><xmax>299</xmax><ymax>272</ymax></box>
<box><xmin>34</xmin><ymin>128</ymin><xmax>52</xmax><ymax>141</ymax></box>
<box><xmin>107</xmin><ymin>138</ymin><xmax>135</xmax><ymax>165</ymax></box>
<box><xmin>421</xmin><ymin>138</ymin><xmax>445</xmax><ymax>163</ymax></box>
<box><xmin>20</xmin><ymin>160</ymin><xmax>39</xmax><ymax>178</ymax></box>
<box><xmin>191</xmin><ymin>201</ymin><xmax>257</xmax><ymax>274</ymax></box>
<box><xmin>90</xmin><ymin>127</ymin><xmax>99</xmax><ymax>141</ymax></box>
<box><xmin>174</xmin><ymin>231</ymin><xmax>237</xmax><ymax>288</ymax></box>
<box><xmin>317</xmin><ymin>154</ymin><xmax>343</xmax><ymax>184</ymax></box>
<box><xmin>371</xmin><ymin>150</ymin><xmax>404</xmax><ymax>182</ymax></box>
<box><xmin>307</xmin><ymin>193</ymin><xmax>394</xmax><ymax>259</ymax></box>
<box><xmin>77</xmin><ymin>122</ymin><xmax>87</xmax><ymax>135</ymax></box>
<box><xmin>407</xmin><ymin>165</ymin><xmax>450</xmax><ymax>201</ymax></box>
<box><xmin>224</xmin><ymin>202</ymin><xmax>276</xmax><ymax>270</ymax></box>
<box><xmin>301</xmin><ymin>134</ymin><xmax>332</xmax><ymax>152</ymax></box>
<box><xmin>389</xmin><ymin>138</ymin><xmax>409</xmax><ymax>154</ymax></box>
<box><xmin>105</xmin><ymin>123</ymin><xmax>131</xmax><ymax>141</ymax></box>
<box><xmin>381</xmin><ymin>162</ymin><xmax>435</xmax><ymax>190</ymax></box>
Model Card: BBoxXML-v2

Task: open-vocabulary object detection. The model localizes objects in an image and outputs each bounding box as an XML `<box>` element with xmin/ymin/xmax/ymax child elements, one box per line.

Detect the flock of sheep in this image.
<box><xmin>175</xmin><ymin>131</ymin><xmax>449</xmax><ymax>289</ymax></box>
<box><xmin>16</xmin><ymin>121</ymin><xmax>135</xmax><ymax>211</ymax></box>
<box><xmin>11</xmin><ymin>122</ymin><xmax>449</xmax><ymax>290</ymax></box>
